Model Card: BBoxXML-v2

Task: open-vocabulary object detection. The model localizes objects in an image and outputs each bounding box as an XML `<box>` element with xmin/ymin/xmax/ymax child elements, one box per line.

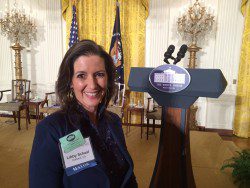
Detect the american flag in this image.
<box><xmin>68</xmin><ymin>5</ymin><xmax>79</xmax><ymax>48</ymax></box>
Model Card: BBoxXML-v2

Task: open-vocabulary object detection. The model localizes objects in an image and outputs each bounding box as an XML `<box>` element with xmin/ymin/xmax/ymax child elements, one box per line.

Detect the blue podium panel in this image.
<box><xmin>128</xmin><ymin>67</ymin><xmax>227</xmax><ymax>100</ymax></box>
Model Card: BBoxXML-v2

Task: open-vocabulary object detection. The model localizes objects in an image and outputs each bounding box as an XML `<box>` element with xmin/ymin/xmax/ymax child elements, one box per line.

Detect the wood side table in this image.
<box><xmin>29</xmin><ymin>99</ymin><xmax>43</xmax><ymax>124</ymax></box>
<box><xmin>126</xmin><ymin>106</ymin><xmax>144</xmax><ymax>138</ymax></box>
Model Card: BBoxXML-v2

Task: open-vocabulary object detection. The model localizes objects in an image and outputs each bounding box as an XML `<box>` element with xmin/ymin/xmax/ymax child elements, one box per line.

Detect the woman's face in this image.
<box><xmin>71</xmin><ymin>55</ymin><xmax>108</xmax><ymax>113</ymax></box>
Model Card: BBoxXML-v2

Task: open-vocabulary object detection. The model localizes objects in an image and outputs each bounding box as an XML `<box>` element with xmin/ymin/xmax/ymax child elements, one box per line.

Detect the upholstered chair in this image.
<box><xmin>0</xmin><ymin>79</ymin><xmax>31</xmax><ymax>130</ymax></box>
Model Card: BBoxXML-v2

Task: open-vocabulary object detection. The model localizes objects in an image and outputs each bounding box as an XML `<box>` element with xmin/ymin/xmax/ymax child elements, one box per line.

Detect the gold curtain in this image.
<box><xmin>233</xmin><ymin>0</ymin><xmax>250</xmax><ymax>138</ymax></box>
<box><xmin>62</xmin><ymin>0</ymin><xmax>149</xmax><ymax>89</ymax></box>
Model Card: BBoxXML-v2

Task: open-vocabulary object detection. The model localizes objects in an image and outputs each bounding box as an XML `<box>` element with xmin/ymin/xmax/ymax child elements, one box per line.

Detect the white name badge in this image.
<box><xmin>59</xmin><ymin>136</ymin><xmax>97</xmax><ymax>176</ymax></box>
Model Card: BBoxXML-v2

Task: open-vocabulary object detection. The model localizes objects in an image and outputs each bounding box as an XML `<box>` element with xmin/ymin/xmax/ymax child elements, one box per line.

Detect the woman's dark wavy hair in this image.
<box><xmin>56</xmin><ymin>39</ymin><xmax>116</xmax><ymax>112</ymax></box>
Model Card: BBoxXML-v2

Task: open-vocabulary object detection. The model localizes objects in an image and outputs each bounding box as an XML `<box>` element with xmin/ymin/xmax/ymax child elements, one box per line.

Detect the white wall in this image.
<box><xmin>0</xmin><ymin>0</ymin><xmax>244</xmax><ymax>130</ymax></box>
<box><xmin>145</xmin><ymin>0</ymin><xmax>244</xmax><ymax>130</ymax></box>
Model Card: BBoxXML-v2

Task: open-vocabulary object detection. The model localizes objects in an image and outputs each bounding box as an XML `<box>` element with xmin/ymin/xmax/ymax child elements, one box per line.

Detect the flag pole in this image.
<box><xmin>115</xmin><ymin>1</ymin><xmax>120</xmax><ymax>49</ymax></box>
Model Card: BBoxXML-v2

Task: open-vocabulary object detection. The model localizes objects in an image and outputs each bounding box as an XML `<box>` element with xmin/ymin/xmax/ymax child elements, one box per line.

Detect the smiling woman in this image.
<box><xmin>71</xmin><ymin>55</ymin><xmax>108</xmax><ymax>122</ymax></box>
<box><xmin>29</xmin><ymin>40</ymin><xmax>138</xmax><ymax>188</ymax></box>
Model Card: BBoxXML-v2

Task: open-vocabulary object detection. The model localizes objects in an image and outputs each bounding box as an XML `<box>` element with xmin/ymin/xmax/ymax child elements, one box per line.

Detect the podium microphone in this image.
<box><xmin>173</xmin><ymin>44</ymin><xmax>188</xmax><ymax>64</ymax></box>
<box><xmin>164</xmin><ymin>45</ymin><xmax>175</xmax><ymax>64</ymax></box>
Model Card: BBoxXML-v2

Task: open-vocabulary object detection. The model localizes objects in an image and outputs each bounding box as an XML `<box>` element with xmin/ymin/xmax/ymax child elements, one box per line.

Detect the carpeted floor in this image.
<box><xmin>0</xmin><ymin>117</ymin><xmax>241</xmax><ymax>188</ymax></box>
<box><xmin>126</xmin><ymin>126</ymin><xmax>238</xmax><ymax>188</ymax></box>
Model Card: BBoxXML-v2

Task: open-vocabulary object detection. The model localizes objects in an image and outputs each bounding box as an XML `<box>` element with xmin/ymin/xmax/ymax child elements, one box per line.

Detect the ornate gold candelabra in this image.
<box><xmin>0</xmin><ymin>2</ymin><xmax>37</xmax><ymax>80</ymax></box>
<box><xmin>177</xmin><ymin>0</ymin><xmax>215</xmax><ymax>129</ymax></box>
<box><xmin>177</xmin><ymin>0</ymin><xmax>215</xmax><ymax>68</ymax></box>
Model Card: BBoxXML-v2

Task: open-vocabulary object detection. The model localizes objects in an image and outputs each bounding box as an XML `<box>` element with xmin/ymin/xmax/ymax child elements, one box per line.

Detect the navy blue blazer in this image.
<box><xmin>29</xmin><ymin>110</ymin><xmax>137</xmax><ymax>188</ymax></box>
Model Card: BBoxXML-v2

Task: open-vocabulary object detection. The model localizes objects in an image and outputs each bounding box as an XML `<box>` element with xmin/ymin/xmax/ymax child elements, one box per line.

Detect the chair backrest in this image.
<box><xmin>12</xmin><ymin>79</ymin><xmax>31</xmax><ymax>102</ymax></box>
<box><xmin>146</xmin><ymin>97</ymin><xmax>162</xmax><ymax>120</ymax></box>
<box><xmin>147</xmin><ymin>97</ymin><xmax>161</xmax><ymax>112</ymax></box>
<box><xmin>107</xmin><ymin>83</ymin><xmax>126</xmax><ymax>119</ymax></box>
<box><xmin>110</xmin><ymin>82</ymin><xmax>126</xmax><ymax>107</ymax></box>
<box><xmin>47</xmin><ymin>92</ymin><xmax>60</xmax><ymax>106</ymax></box>
<box><xmin>40</xmin><ymin>82</ymin><xmax>60</xmax><ymax>108</ymax></box>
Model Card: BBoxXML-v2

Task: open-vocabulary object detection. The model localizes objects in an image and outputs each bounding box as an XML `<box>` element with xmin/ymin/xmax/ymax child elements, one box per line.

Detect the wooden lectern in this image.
<box><xmin>128</xmin><ymin>67</ymin><xmax>227</xmax><ymax>188</ymax></box>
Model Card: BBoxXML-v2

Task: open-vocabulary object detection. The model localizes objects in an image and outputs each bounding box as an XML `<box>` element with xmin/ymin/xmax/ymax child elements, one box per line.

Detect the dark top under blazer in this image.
<box><xmin>29</xmin><ymin>110</ymin><xmax>137</xmax><ymax>188</ymax></box>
